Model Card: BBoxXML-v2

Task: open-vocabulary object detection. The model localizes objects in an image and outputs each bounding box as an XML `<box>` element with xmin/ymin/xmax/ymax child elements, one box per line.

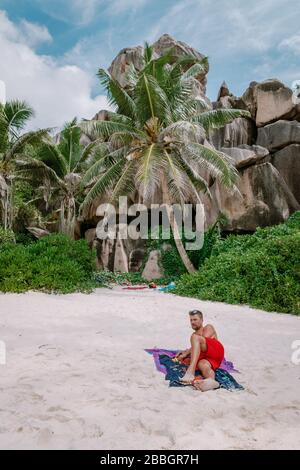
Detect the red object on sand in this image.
<box><xmin>122</xmin><ymin>285</ymin><xmax>149</xmax><ymax>290</ymax></box>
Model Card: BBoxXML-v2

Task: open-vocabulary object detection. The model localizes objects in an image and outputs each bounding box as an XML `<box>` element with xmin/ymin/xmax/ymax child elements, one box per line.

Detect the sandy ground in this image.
<box><xmin>0</xmin><ymin>287</ymin><xmax>299</xmax><ymax>450</ymax></box>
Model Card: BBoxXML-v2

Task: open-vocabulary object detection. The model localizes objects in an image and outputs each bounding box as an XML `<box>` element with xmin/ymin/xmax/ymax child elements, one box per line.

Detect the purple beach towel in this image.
<box><xmin>145</xmin><ymin>348</ymin><xmax>239</xmax><ymax>374</ymax></box>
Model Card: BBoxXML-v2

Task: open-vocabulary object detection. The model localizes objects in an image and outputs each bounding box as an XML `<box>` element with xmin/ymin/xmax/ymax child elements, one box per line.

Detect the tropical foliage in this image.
<box><xmin>0</xmin><ymin>234</ymin><xmax>96</xmax><ymax>293</ymax></box>
<box><xmin>0</xmin><ymin>100</ymin><xmax>48</xmax><ymax>229</ymax></box>
<box><xmin>16</xmin><ymin>118</ymin><xmax>103</xmax><ymax>238</ymax></box>
<box><xmin>79</xmin><ymin>43</ymin><xmax>250</xmax><ymax>272</ymax></box>
<box><xmin>173</xmin><ymin>212</ymin><xmax>300</xmax><ymax>315</ymax></box>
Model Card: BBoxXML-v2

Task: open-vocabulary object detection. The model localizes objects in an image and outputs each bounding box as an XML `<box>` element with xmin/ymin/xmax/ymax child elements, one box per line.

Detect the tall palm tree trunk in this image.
<box><xmin>1</xmin><ymin>177</ymin><xmax>13</xmax><ymax>230</ymax></box>
<box><xmin>161</xmin><ymin>173</ymin><xmax>196</xmax><ymax>274</ymax></box>
<box><xmin>59</xmin><ymin>195</ymin><xmax>76</xmax><ymax>239</ymax></box>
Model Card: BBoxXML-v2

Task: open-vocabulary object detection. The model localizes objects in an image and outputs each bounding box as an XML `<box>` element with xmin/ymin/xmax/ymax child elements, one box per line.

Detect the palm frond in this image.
<box><xmin>175</xmin><ymin>151</ymin><xmax>212</xmax><ymax>199</ymax></box>
<box><xmin>81</xmin><ymin>146</ymin><xmax>124</xmax><ymax>186</ymax></box>
<box><xmin>181</xmin><ymin>58</ymin><xmax>209</xmax><ymax>81</ymax></box>
<box><xmin>2</xmin><ymin>100</ymin><xmax>34</xmax><ymax>136</ymax></box>
<box><xmin>15</xmin><ymin>156</ymin><xmax>65</xmax><ymax>188</ymax></box>
<box><xmin>170</xmin><ymin>55</ymin><xmax>208</xmax><ymax>82</ymax></box>
<box><xmin>77</xmin><ymin>139</ymin><xmax>109</xmax><ymax>168</ymax></box>
<box><xmin>143</xmin><ymin>41</ymin><xmax>153</xmax><ymax>64</ymax></box>
<box><xmin>37</xmin><ymin>143</ymin><xmax>68</xmax><ymax>178</ymax></box>
<box><xmin>97</xmin><ymin>68</ymin><xmax>136</xmax><ymax>119</ymax></box>
<box><xmin>58</xmin><ymin>123</ymin><xmax>82</xmax><ymax>172</ymax></box>
<box><xmin>193</xmin><ymin>108</ymin><xmax>251</xmax><ymax>132</ymax></box>
<box><xmin>183</xmin><ymin>142</ymin><xmax>239</xmax><ymax>189</ymax></box>
<box><xmin>105</xmin><ymin>112</ymin><xmax>134</xmax><ymax>126</ymax></box>
<box><xmin>109</xmin><ymin>160</ymin><xmax>137</xmax><ymax>204</ymax></box>
<box><xmin>135</xmin><ymin>73</ymin><xmax>172</xmax><ymax>126</ymax></box>
<box><xmin>80</xmin><ymin>119</ymin><xmax>138</xmax><ymax>141</ymax></box>
<box><xmin>162</xmin><ymin>149</ymin><xmax>195</xmax><ymax>205</ymax></box>
<box><xmin>159</xmin><ymin>121</ymin><xmax>206</xmax><ymax>146</ymax></box>
<box><xmin>81</xmin><ymin>157</ymin><xmax>127</xmax><ymax>210</ymax></box>
<box><xmin>135</xmin><ymin>143</ymin><xmax>164</xmax><ymax>202</ymax></box>
<box><xmin>4</xmin><ymin>128</ymin><xmax>51</xmax><ymax>161</ymax></box>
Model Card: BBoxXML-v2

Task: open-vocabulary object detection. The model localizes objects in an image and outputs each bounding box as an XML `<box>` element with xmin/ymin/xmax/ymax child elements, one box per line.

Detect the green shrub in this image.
<box><xmin>0</xmin><ymin>234</ymin><xmax>97</xmax><ymax>293</ymax></box>
<box><xmin>173</xmin><ymin>213</ymin><xmax>300</xmax><ymax>315</ymax></box>
<box><xmin>0</xmin><ymin>227</ymin><xmax>15</xmax><ymax>244</ymax></box>
<box><xmin>146</xmin><ymin>223</ymin><xmax>221</xmax><ymax>279</ymax></box>
<box><xmin>94</xmin><ymin>270</ymin><xmax>146</xmax><ymax>287</ymax></box>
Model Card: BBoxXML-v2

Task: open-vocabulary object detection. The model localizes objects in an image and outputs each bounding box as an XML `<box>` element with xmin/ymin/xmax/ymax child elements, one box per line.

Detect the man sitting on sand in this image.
<box><xmin>175</xmin><ymin>310</ymin><xmax>224</xmax><ymax>391</ymax></box>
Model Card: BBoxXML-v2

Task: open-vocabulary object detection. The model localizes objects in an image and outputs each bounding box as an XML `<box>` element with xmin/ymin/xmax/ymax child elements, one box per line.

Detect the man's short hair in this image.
<box><xmin>189</xmin><ymin>309</ymin><xmax>203</xmax><ymax>319</ymax></box>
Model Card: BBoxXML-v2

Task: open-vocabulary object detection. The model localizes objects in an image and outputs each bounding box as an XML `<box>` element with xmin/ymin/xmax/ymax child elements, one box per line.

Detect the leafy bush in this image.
<box><xmin>173</xmin><ymin>213</ymin><xmax>300</xmax><ymax>315</ymax></box>
<box><xmin>94</xmin><ymin>270</ymin><xmax>146</xmax><ymax>287</ymax></box>
<box><xmin>0</xmin><ymin>227</ymin><xmax>15</xmax><ymax>244</ymax></box>
<box><xmin>146</xmin><ymin>223</ymin><xmax>221</xmax><ymax>279</ymax></box>
<box><xmin>0</xmin><ymin>234</ymin><xmax>97</xmax><ymax>293</ymax></box>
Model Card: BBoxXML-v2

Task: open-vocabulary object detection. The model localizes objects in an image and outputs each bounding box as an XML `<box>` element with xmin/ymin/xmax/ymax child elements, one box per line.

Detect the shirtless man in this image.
<box><xmin>176</xmin><ymin>310</ymin><xmax>224</xmax><ymax>391</ymax></box>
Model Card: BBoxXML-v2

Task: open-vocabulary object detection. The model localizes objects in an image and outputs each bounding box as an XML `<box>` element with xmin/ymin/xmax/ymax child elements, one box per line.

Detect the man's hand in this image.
<box><xmin>175</xmin><ymin>349</ymin><xmax>190</xmax><ymax>361</ymax></box>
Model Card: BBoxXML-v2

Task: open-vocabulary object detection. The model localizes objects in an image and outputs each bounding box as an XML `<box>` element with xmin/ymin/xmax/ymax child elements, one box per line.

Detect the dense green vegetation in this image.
<box><xmin>146</xmin><ymin>219</ymin><xmax>223</xmax><ymax>280</ymax></box>
<box><xmin>1</xmin><ymin>43</ymin><xmax>299</xmax><ymax>313</ymax></box>
<box><xmin>173</xmin><ymin>212</ymin><xmax>300</xmax><ymax>315</ymax></box>
<box><xmin>0</xmin><ymin>234</ymin><xmax>96</xmax><ymax>293</ymax></box>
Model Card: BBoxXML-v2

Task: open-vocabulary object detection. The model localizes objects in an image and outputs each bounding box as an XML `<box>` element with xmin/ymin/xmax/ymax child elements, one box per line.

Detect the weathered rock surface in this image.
<box><xmin>81</xmin><ymin>36</ymin><xmax>300</xmax><ymax>274</ymax></box>
<box><xmin>242</xmin><ymin>79</ymin><xmax>298</xmax><ymax>127</ymax></box>
<box><xmin>272</xmin><ymin>144</ymin><xmax>300</xmax><ymax>203</ymax></box>
<box><xmin>142</xmin><ymin>249</ymin><xmax>163</xmax><ymax>281</ymax></box>
<box><xmin>108</xmin><ymin>34</ymin><xmax>209</xmax><ymax>98</ymax></box>
<box><xmin>108</xmin><ymin>45</ymin><xmax>144</xmax><ymax>89</ymax></box>
<box><xmin>211</xmin><ymin>82</ymin><xmax>255</xmax><ymax>149</ymax></box>
<box><xmin>221</xmin><ymin>145</ymin><xmax>269</xmax><ymax>169</ymax></box>
<box><xmin>257</xmin><ymin>120</ymin><xmax>300</xmax><ymax>151</ymax></box>
<box><xmin>212</xmin><ymin>162</ymin><xmax>299</xmax><ymax>231</ymax></box>
<box><xmin>26</xmin><ymin>227</ymin><xmax>51</xmax><ymax>239</ymax></box>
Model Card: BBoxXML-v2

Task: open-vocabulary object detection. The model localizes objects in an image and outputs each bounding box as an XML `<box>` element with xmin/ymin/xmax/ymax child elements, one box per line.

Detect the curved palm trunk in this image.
<box><xmin>161</xmin><ymin>174</ymin><xmax>196</xmax><ymax>274</ymax></box>
<box><xmin>0</xmin><ymin>176</ymin><xmax>13</xmax><ymax>230</ymax></box>
<box><xmin>59</xmin><ymin>194</ymin><xmax>76</xmax><ymax>239</ymax></box>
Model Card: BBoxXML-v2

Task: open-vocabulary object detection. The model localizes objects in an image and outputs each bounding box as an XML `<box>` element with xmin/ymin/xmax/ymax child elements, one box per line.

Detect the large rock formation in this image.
<box><xmin>211</xmin><ymin>82</ymin><xmax>255</xmax><ymax>149</ymax></box>
<box><xmin>242</xmin><ymin>79</ymin><xmax>300</xmax><ymax>127</ymax></box>
<box><xmin>109</xmin><ymin>34</ymin><xmax>210</xmax><ymax>103</ymax></box>
<box><xmin>257</xmin><ymin>120</ymin><xmax>300</xmax><ymax>151</ymax></box>
<box><xmin>81</xmin><ymin>35</ymin><xmax>300</xmax><ymax>273</ymax></box>
<box><xmin>211</xmin><ymin>163</ymin><xmax>298</xmax><ymax>231</ymax></box>
<box><xmin>220</xmin><ymin>145</ymin><xmax>269</xmax><ymax>169</ymax></box>
<box><xmin>272</xmin><ymin>145</ymin><xmax>300</xmax><ymax>204</ymax></box>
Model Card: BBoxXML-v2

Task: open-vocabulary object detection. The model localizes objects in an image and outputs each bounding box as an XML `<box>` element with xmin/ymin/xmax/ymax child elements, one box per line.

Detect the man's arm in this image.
<box><xmin>203</xmin><ymin>324</ymin><xmax>218</xmax><ymax>339</ymax></box>
<box><xmin>175</xmin><ymin>348</ymin><xmax>191</xmax><ymax>360</ymax></box>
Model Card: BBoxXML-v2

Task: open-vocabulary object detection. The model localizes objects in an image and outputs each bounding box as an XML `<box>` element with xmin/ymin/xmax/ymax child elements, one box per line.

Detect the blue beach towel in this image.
<box><xmin>158</xmin><ymin>354</ymin><xmax>244</xmax><ymax>391</ymax></box>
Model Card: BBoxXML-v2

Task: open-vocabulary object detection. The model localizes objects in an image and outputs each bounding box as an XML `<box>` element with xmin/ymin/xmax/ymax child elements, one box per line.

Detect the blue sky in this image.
<box><xmin>1</xmin><ymin>0</ymin><xmax>300</xmax><ymax>129</ymax></box>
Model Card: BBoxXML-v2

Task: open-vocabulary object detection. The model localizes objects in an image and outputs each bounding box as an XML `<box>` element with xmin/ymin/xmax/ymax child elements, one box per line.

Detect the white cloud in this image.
<box><xmin>279</xmin><ymin>34</ymin><xmax>300</xmax><ymax>55</ymax></box>
<box><xmin>0</xmin><ymin>11</ymin><xmax>52</xmax><ymax>48</ymax></box>
<box><xmin>107</xmin><ymin>0</ymin><xmax>148</xmax><ymax>14</ymax></box>
<box><xmin>36</xmin><ymin>0</ymin><xmax>149</xmax><ymax>26</ymax></box>
<box><xmin>19</xmin><ymin>19</ymin><xmax>53</xmax><ymax>47</ymax></box>
<box><xmin>0</xmin><ymin>10</ymin><xmax>109</xmax><ymax>130</ymax></box>
<box><xmin>147</xmin><ymin>0</ymin><xmax>300</xmax><ymax>56</ymax></box>
<box><xmin>36</xmin><ymin>0</ymin><xmax>100</xmax><ymax>26</ymax></box>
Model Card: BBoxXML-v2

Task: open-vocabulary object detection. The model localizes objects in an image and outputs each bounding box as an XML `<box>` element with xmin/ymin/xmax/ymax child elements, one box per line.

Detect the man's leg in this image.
<box><xmin>197</xmin><ymin>359</ymin><xmax>215</xmax><ymax>379</ymax></box>
<box><xmin>180</xmin><ymin>334</ymin><xmax>207</xmax><ymax>383</ymax></box>
<box><xmin>193</xmin><ymin>359</ymin><xmax>219</xmax><ymax>392</ymax></box>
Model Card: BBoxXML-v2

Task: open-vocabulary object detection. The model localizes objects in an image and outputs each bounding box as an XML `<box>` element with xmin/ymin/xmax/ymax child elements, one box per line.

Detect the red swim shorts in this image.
<box><xmin>199</xmin><ymin>337</ymin><xmax>224</xmax><ymax>370</ymax></box>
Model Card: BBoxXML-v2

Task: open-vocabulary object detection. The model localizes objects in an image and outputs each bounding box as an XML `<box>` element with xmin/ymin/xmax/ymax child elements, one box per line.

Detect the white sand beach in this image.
<box><xmin>0</xmin><ymin>287</ymin><xmax>299</xmax><ymax>450</ymax></box>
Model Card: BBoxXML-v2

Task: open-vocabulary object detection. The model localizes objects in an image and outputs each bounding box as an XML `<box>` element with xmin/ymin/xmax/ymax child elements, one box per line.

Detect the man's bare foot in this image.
<box><xmin>193</xmin><ymin>378</ymin><xmax>219</xmax><ymax>392</ymax></box>
<box><xmin>180</xmin><ymin>371</ymin><xmax>195</xmax><ymax>384</ymax></box>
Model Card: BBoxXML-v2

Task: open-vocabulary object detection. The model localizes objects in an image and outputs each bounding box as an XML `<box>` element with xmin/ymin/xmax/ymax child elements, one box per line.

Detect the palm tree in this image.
<box><xmin>17</xmin><ymin>118</ymin><xmax>105</xmax><ymax>238</ymax></box>
<box><xmin>80</xmin><ymin>44</ymin><xmax>251</xmax><ymax>273</ymax></box>
<box><xmin>0</xmin><ymin>100</ymin><xmax>48</xmax><ymax>230</ymax></box>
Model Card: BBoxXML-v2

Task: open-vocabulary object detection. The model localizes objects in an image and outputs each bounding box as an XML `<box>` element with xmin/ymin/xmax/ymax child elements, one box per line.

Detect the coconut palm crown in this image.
<box><xmin>80</xmin><ymin>43</ymin><xmax>251</xmax><ymax>272</ymax></box>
